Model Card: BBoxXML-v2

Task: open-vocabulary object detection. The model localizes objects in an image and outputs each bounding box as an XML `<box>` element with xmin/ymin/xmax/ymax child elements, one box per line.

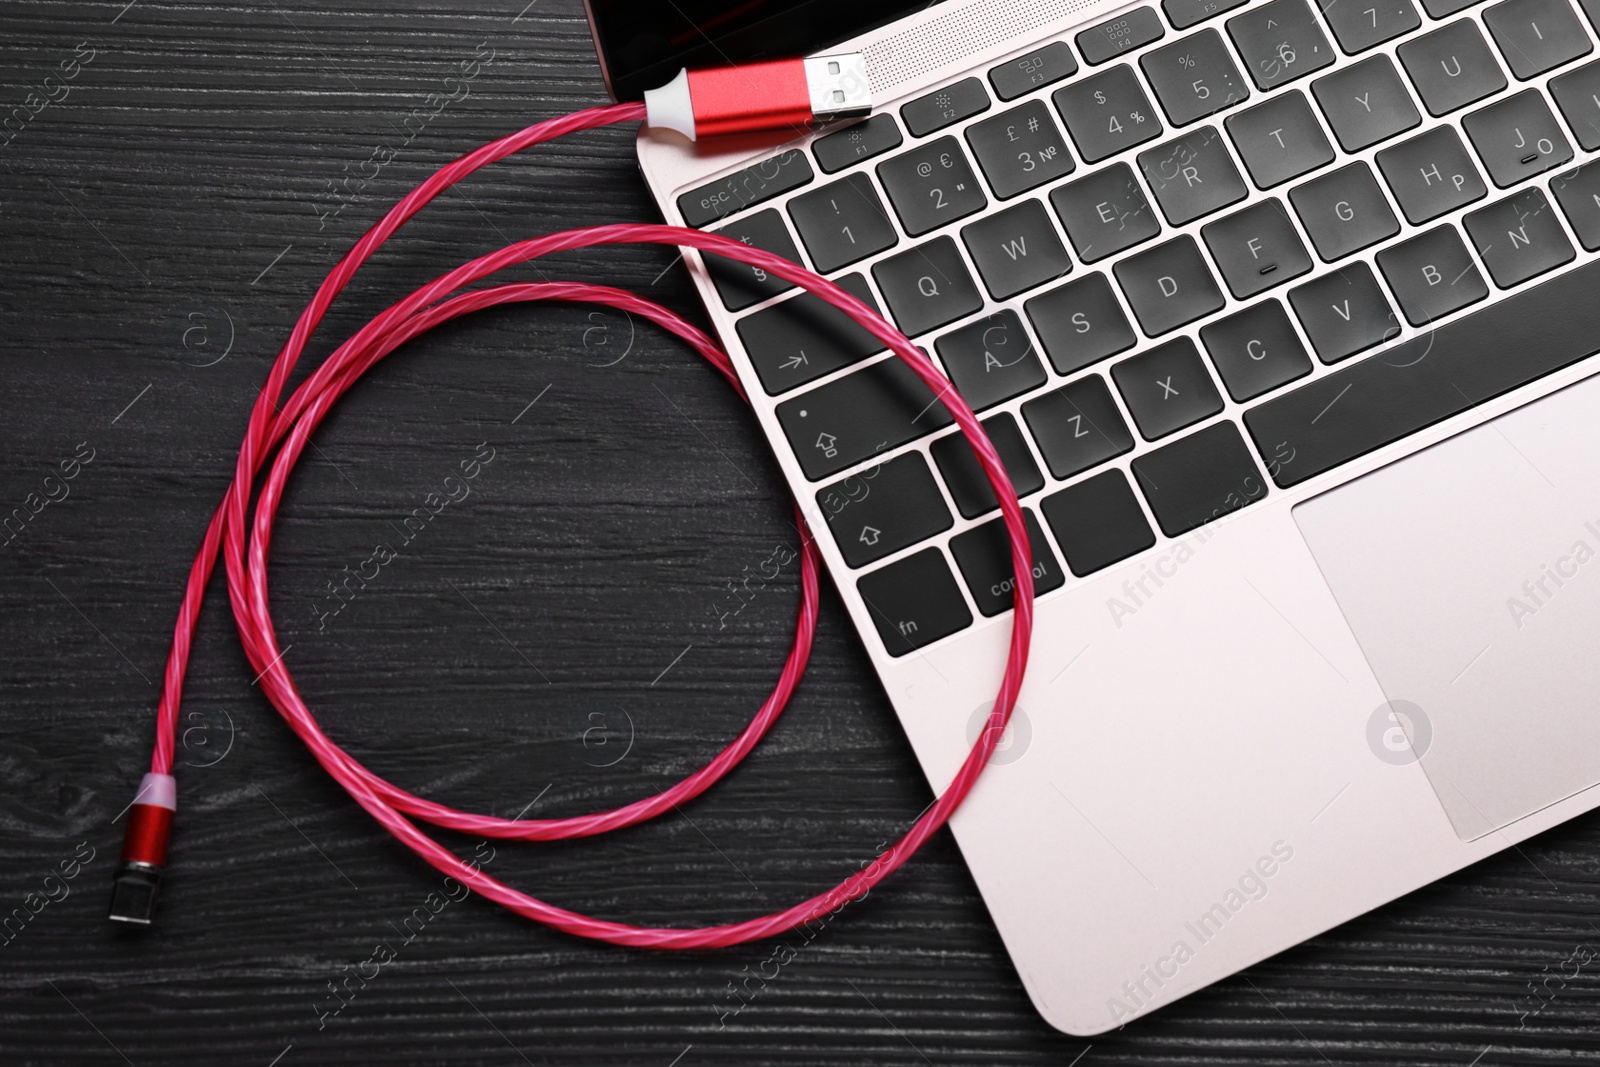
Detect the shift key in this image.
<box><xmin>777</xmin><ymin>357</ymin><xmax>956</xmax><ymax>479</ymax></box>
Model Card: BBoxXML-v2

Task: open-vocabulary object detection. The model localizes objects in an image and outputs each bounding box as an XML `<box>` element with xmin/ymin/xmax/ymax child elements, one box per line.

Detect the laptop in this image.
<box><xmin>586</xmin><ymin>0</ymin><xmax>1600</xmax><ymax>1034</ymax></box>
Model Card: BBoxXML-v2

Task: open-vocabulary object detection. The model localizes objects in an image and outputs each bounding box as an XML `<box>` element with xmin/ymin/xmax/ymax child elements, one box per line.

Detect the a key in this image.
<box><xmin>1114</xmin><ymin>236</ymin><xmax>1228</xmax><ymax>335</ymax></box>
<box><xmin>1462</xmin><ymin>90</ymin><xmax>1574</xmax><ymax>187</ymax></box>
<box><xmin>1311</xmin><ymin>55</ymin><xmax>1423</xmax><ymax>151</ymax></box>
<box><xmin>1287</xmin><ymin>263</ymin><xmax>1403</xmax><ymax>362</ymax></box>
<box><xmin>1398</xmin><ymin>21</ymin><xmax>1508</xmax><ymax>116</ymax></box>
<box><xmin>1226</xmin><ymin>90</ymin><xmax>1336</xmax><ymax>187</ymax></box>
<box><xmin>1199</xmin><ymin>298</ymin><xmax>1314</xmax><ymax>400</ymax></box>
<box><xmin>873</xmin><ymin>236</ymin><xmax>985</xmax><ymax>337</ymax></box>
<box><xmin>776</xmin><ymin>357</ymin><xmax>955</xmax><ymax>480</ymax></box>
<box><xmin>1130</xmin><ymin>421</ymin><xmax>1268</xmax><ymax>535</ymax></box>
<box><xmin>1483</xmin><ymin>0</ymin><xmax>1592</xmax><ymax>80</ymax></box>
<box><xmin>1040</xmin><ymin>469</ymin><xmax>1156</xmax><ymax>576</ymax></box>
<box><xmin>1463</xmin><ymin>188</ymin><xmax>1576</xmax><ymax>286</ymax></box>
<box><xmin>1112</xmin><ymin>336</ymin><xmax>1226</xmax><ymax>438</ymax></box>
<box><xmin>818</xmin><ymin>452</ymin><xmax>953</xmax><ymax>568</ymax></box>
<box><xmin>931</xmin><ymin>413</ymin><xmax>1047</xmax><ymax>517</ymax></box>
<box><xmin>786</xmin><ymin>173</ymin><xmax>900</xmax><ymax>273</ymax></box>
<box><xmin>1317</xmin><ymin>0</ymin><xmax>1421</xmax><ymax>54</ymax></box>
<box><xmin>1550</xmin><ymin>61</ymin><xmax>1600</xmax><ymax>150</ymax></box>
<box><xmin>1165</xmin><ymin>0</ymin><xmax>1249</xmax><ymax>29</ymax></box>
<box><xmin>1021</xmin><ymin>374</ymin><xmax>1136</xmax><ymax>478</ymax></box>
<box><xmin>877</xmin><ymin>137</ymin><xmax>989</xmax><ymax>237</ymax></box>
<box><xmin>1289</xmin><ymin>161</ymin><xmax>1402</xmax><ymax>260</ymax></box>
<box><xmin>990</xmin><ymin>42</ymin><xmax>1080</xmax><ymax>101</ymax></box>
<box><xmin>1141</xmin><ymin>30</ymin><xmax>1252</xmax><ymax>125</ymax></box>
<box><xmin>1227</xmin><ymin>0</ymin><xmax>1336</xmax><ymax>90</ymax></box>
<box><xmin>965</xmin><ymin>100</ymin><xmax>1077</xmax><ymax>198</ymax></box>
<box><xmin>1202</xmin><ymin>199</ymin><xmax>1314</xmax><ymax>298</ymax></box>
<box><xmin>1025</xmin><ymin>272</ymin><xmax>1140</xmax><ymax>373</ymax></box>
<box><xmin>813</xmin><ymin>114</ymin><xmax>904</xmax><ymax>174</ymax></box>
<box><xmin>1376</xmin><ymin>223</ymin><xmax>1491</xmax><ymax>325</ymax></box>
<box><xmin>1049</xmin><ymin>163</ymin><xmax>1162</xmax><ymax>262</ymax></box>
<box><xmin>706</xmin><ymin>209</ymin><xmax>803</xmax><ymax>311</ymax></box>
<box><xmin>1053</xmin><ymin>64</ymin><xmax>1165</xmax><ymax>162</ymax></box>
<box><xmin>1137</xmin><ymin>126</ymin><xmax>1249</xmax><ymax>224</ymax></box>
<box><xmin>951</xmin><ymin>510</ymin><xmax>1067</xmax><ymax>617</ymax></box>
<box><xmin>902</xmin><ymin>77</ymin><xmax>992</xmax><ymax>137</ymax></box>
<box><xmin>935</xmin><ymin>310</ymin><xmax>1050</xmax><ymax>411</ymax></box>
<box><xmin>679</xmin><ymin>150</ymin><xmax>814</xmax><ymax>227</ymax></box>
<box><xmin>1080</xmin><ymin>7</ymin><xmax>1167</xmax><ymax>64</ymax></box>
<box><xmin>1376</xmin><ymin>126</ymin><xmax>1488</xmax><ymax>223</ymax></box>
<box><xmin>962</xmin><ymin>200</ymin><xmax>1074</xmax><ymax>299</ymax></box>
<box><xmin>1551</xmin><ymin>161</ymin><xmax>1600</xmax><ymax>248</ymax></box>
<box><xmin>857</xmin><ymin>547</ymin><xmax>972</xmax><ymax>655</ymax></box>
<box><xmin>735</xmin><ymin>273</ymin><xmax>884</xmax><ymax>393</ymax></box>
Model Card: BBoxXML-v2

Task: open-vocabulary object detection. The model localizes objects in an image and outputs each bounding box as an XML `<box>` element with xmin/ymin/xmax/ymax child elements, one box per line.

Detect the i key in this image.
<box><xmin>1551</xmin><ymin>61</ymin><xmax>1600</xmax><ymax>151</ymax></box>
<box><xmin>1482</xmin><ymin>0</ymin><xmax>1592</xmax><ymax>80</ymax></box>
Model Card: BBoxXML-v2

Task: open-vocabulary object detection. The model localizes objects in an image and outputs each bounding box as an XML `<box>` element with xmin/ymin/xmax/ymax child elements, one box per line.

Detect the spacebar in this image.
<box><xmin>1245</xmin><ymin>260</ymin><xmax>1600</xmax><ymax>488</ymax></box>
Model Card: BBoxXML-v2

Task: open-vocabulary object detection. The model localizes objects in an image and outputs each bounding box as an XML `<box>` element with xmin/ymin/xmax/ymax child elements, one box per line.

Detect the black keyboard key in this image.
<box><xmin>1112</xmin><ymin>336</ymin><xmax>1226</xmax><ymax>439</ymax></box>
<box><xmin>1200</xmin><ymin>299</ymin><xmax>1314</xmax><ymax>400</ymax></box>
<box><xmin>931</xmin><ymin>413</ymin><xmax>1047</xmax><ymax>517</ymax></box>
<box><xmin>1398</xmin><ymin>21</ymin><xmax>1508</xmax><ymax>116</ymax></box>
<box><xmin>858</xmin><ymin>548</ymin><xmax>972</xmax><ymax>655</ymax></box>
<box><xmin>1484</xmin><ymin>0</ymin><xmax>1592</xmax><ymax>79</ymax></box>
<box><xmin>1025</xmin><ymin>273</ymin><xmax>1140</xmax><ymax>373</ymax></box>
<box><xmin>1142</xmin><ymin>31</ymin><xmax>1252</xmax><ymax>125</ymax></box>
<box><xmin>1041</xmin><ymin>470</ymin><xmax>1156</xmax><ymax>576</ymax></box>
<box><xmin>787</xmin><ymin>173</ymin><xmax>899</xmax><ymax>273</ymax></box>
<box><xmin>1245</xmin><ymin>258</ymin><xmax>1600</xmax><ymax>487</ymax></box>
<box><xmin>1317</xmin><ymin>0</ymin><xmax>1421</xmax><ymax>54</ymax></box>
<box><xmin>873</xmin><ymin>236</ymin><xmax>985</xmax><ymax>337</ymax></box>
<box><xmin>951</xmin><ymin>510</ymin><xmax>1066</xmax><ymax>616</ymax></box>
<box><xmin>990</xmin><ymin>42</ymin><xmax>1080</xmax><ymax>101</ymax></box>
<box><xmin>1462</xmin><ymin>90</ymin><xmax>1574</xmax><ymax>187</ymax></box>
<box><xmin>1202</xmin><ymin>199</ymin><xmax>1314</xmax><ymax>298</ymax></box>
<box><xmin>1137</xmin><ymin>126</ymin><xmax>1249</xmax><ymax>224</ymax></box>
<box><xmin>935</xmin><ymin>310</ymin><xmax>1050</xmax><ymax>411</ymax></box>
<box><xmin>1312</xmin><ymin>55</ymin><xmax>1423</xmax><ymax>151</ymax></box>
<box><xmin>877</xmin><ymin>137</ymin><xmax>989</xmax><ymax>236</ymax></box>
<box><xmin>776</xmin><ymin>357</ymin><xmax>955</xmax><ymax>479</ymax></box>
<box><xmin>1165</xmin><ymin>0</ymin><xmax>1249</xmax><ymax>28</ymax></box>
<box><xmin>813</xmin><ymin>114</ymin><xmax>904</xmax><ymax>173</ymax></box>
<box><xmin>706</xmin><ymin>209</ymin><xmax>803</xmax><ymax>311</ymax></box>
<box><xmin>1081</xmin><ymin>7</ymin><xmax>1167</xmax><ymax>64</ymax></box>
<box><xmin>1131</xmin><ymin>421</ymin><xmax>1268</xmax><ymax>536</ymax></box>
<box><xmin>962</xmin><ymin>200</ymin><xmax>1074</xmax><ymax>300</ymax></box>
<box><xmin>1049</xmin><ymin>163</ymin><xmax>1162</xmax><ymax>262</ymax></box>
<box><xmin>1114</xmin><ymin>236</ymin><xmax>1227</xmax><ymax>335</ymax></box>
<box><xmin>1551</xmin><ymin>161</ymin><xmax>1600</xmax><ymax>248</ymax></box>
<box><xmin>819</xmin><ymin>452</ymin><xmax>952</xmax><ymax>567</ymax></box>
<box><xmin>1288</xmin><ymin>263</ymin><xmax>1402</xmax><ymax>362</ymax></box>
<box><xmin>1551</xmin><ymin>61</ymin><xmax>1600</xmax><ymax>150</ymax></box>
<box><xmin>1228</xmin><ymin>0</ymin><xmax>1336</xmax><ymax>90</ymax></box>
<box><xmin>1022</xmin><ymin>374</ymin><xmax>1136</xmax><ymax>478</ymax></box>
<box><xmin>1376</xmin><ymin>126</ymin><xmax>1488</xmax><ymax>223</ymax></box>
<box><xmin>902</xmin><ymin>77</ymin><xmax>992</xmax><ymax>136</ymax></box>
<box><xmin>1463</xmin><ymin>188</ymin><xmax>1576</xmax><ymax>286</ymax></box>
<box><xmin>1376</xmin><ymin>224</ymin><xmax>1490</xmax><ymax>325</ymax></box>
<box><xmin>1582</xmin><ymin>0</ymin><xmax>1600</xmax><ymax>31</ymax></box>
<box><xmin>965</xmin><ymin>100</ymin><xmax>1077</xmax><ymax>198</ymax></box>
<box><xmin>1053</xmin><ymin>65</ymin><xmax>1165</xmax><ymax>162</ymax></box>
<box><xmin>1289</xmin><ymin>161</ymin><xmax>1402</xmax><ymax>260</ymax></box>
<box><xmin>679</xmin><ymin>150</ymin><xmax>813</xmax><ymax>227</ymax></box>
<box><xmin>1226</xmin><ymin>91</ymin><xmax>1336</xmax><ymax>188</ymax></box>
<box><xmin>1420</xmin><ymin>0</ymin><xmax>1479</xmax><ymax>15</ymax></box>
<box><xmin>735</xmin><ymin>273</ymin><xmax>884</xmax><ymax>394</ymax></box>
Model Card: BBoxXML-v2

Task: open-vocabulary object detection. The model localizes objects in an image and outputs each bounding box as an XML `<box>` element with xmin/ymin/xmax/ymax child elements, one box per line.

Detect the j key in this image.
<box><xmin>1420</xmin><ymin>0</ymin><xmax>1478</xmax><ymax>15</ymax></box>
<box><xmin>931</xmin><ymin>413</ymin><xmax>1047</xmax><ymax>517</ymax></box>
<box><xmin>1165</xmin><ymin>0</ymin><xmax>1248</xmax><ymax>29</ymax></box>
<box><xmin>1551</xmin><ymin>161</ymin><xmax>1600</xmax><ymax>248</ymax></box>
<box><xmin>679</xmin><ymin>150</ymin><xmax>813</xmax><ymax>227</ymax></box>
<box><xmin>1227</xmin><ymin>0</ymin><xmax>1336</xmax><ymax>90</ymax></box>
<box><xmin>1130</xmin><ymin>421</ymin><xmax>1268</xmax><ymax>536</ymax></box>
<box><xmin>1290</xmin><ymin>161</ymin><xmax>1402</xmax><ymax>260</ymax></box>
<box><xmin>1112</xmin><ymin>336</ymin><xmax>1226</xmax><ymax>438</ymax></box>
<box><xmin>735</xmin><ymin>273</ymin><xmax>884</xmax><ymax>393</ymax></box>
<box><xmin>1311</xmin><ymin>55</ymin><xmax>1423</xmax><ymax>151</ymax></box>
<box><xmin>1550</xmin><ymin>61</ymin><xmax>1600</xmax><ymax>150</ymax></box>
<box><xmin>935</xmin><ymin>310</ymin><xmax>1050</xmax><ymax>411</ymax></box>
<box><xmin>1080</xmin><ymin>7</ymin><xmax>1167</xmax><ymax>64</ymax></box>
<box><xmin>1226</xmin><ymin>91</ymin><xmax>1336</xmax><ymax>188</ymax></box>
<box><xmin>1398</xmin><ymin>21</ymin><xmax>1508</xmax><ymax>116</ymax></box>
<box><xmin>1114</xmin><ymin>236</ymin><xmax>1227</xmax><ymax>335</ymax></box>
<box><xmin>965</xmin><ymin>100</ymin><xmax>1077</xmax><ymax>198</ymax></box>
<box><xmin>1040</xmin><ymin>469</ymin><xmax>1156</xmax><ymax>576</ymax></box>
<box><xmin>1317</xmin><ymin>0</ymin><xmax>1421</xmax><ymax>54</ymax></box>
<box><xmin>858</xmin><ymin>547</ymin><xmax>972</xmax><ymax>655</ymax></box>
<box><xmin>1245</xmin><ymin>258</ymin><xmax>1600</xmax><ymax>487</ymax></box>
<box><xmin>706</xmin><ymin>209</ymin><xmax>803</xmax><ymax>311</ymax></box>
<box><xmin>1199</xmin><ymin>298</ymin><xmax>1314</xmax><ymax>400</ymax></box>
<box><xmin>1288</xmin><ymin>263</ymin><xmax>1403</xmax><ymax>362</ymax></box>
<box><xmin>963</xmin><ymin>200</ymin><xmax>1073</xmax><ymax>299</ymax></box>
<box><xmin>1376</xmin><ymin>224</ymin><xmax>1490</xmax><ymax>325</ymax></box>
<box><xmin>1376</xmin><ymin>126</ymin><xmax>1488</xmax><ymax>223</ymax></box>
<box><xmin>776</xmin><ymin>357</ymin><xmax>955</xmax><ymax>480</ymax></box>
<box><xmin>951</xmin><ymin>510</ymin><xmax>1067</xmax><ymax>617</ymax></box>
<box><xmin>1049</xmin><ymin>163</ymin><xmax>1162</xmax><ymax>262</ymax></box>
<box><xmin>902</xmin><ymin>77</ymin><xmax>992</xmax><ymax>137</ymax></box>
<box><xmin>1483</xmin><ymin>0</ymin><xmax>1592</xmax><ymax>80</ymax></box>
<box><xmin>877</xmin><ymin>137</ymin><xmax>989</xmax><ymax>236</ymax></box>
<box><xmin>1462</xmin><ymin>90</ymin><xmax>1574</xmax><ymax>187</ymax></box>
<box><xmin>818</xmin><ymin>452</ymin><xmax>952</xmax><ymax>568</ymax></box>
<box><xmin>1137</xmin><ymin>126</ymin><xmax>1249</xmax><ymax>224</ymax></box>
<box><xmin>1202</xmin><ymin>200</ymin><xmax>1314</xmax><ymax>298</ymax></box>
<box><xmin>1141</xmin><ymin>31</ymin><xmax>1251</xmax><ymax>125</ymax></box>
<box><xmin>1462</xmin><ymin>188</ymin><xmax>1576</xmax><ymax>286</ymax></box>
<box><xmin>813</xmin><ymin>114</ymin><xmax>904</xmax><ymax>174</ymax></box>
<box><xmin>1025</xmin><ymin>272</ymin><xmax>1140</xmax><ymax>373</ymax></box>
<box><xmin>1021</xmin><ymin>374</ymin><xmax>1136</xmax><ymax>478</ymax></box>
<box><xmin>1053</xmin><ymin>64</ymin><xmax>1164</xmax><ymax>162</ymax></box>
<box><xmin>787</xmin><ymin>173</ymin><xmax>899</xmax><ymax>273</ymax></box>
<box><xmin>990</xmin><ymin>42</ymin><xmax>1079</xmax><ymax>101</ymax></box>
<box><xmin>873</xmin><ymin>237</ymin><xmax>985</xmax><ymax>336</ymax></box>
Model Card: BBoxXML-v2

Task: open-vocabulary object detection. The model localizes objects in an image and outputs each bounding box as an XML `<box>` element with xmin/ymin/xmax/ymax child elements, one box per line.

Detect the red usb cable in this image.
<box><xmin>112</xmin><ymin>62</ymin><xmax>1036</xmax><ymax>949</ymax></box>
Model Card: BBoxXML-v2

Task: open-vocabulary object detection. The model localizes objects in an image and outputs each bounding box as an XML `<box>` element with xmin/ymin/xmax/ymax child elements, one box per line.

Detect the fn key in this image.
<box><xmin>858</xmin><ymin>548</ymin><xmax>973</xmax><ymax>655</ymax></box>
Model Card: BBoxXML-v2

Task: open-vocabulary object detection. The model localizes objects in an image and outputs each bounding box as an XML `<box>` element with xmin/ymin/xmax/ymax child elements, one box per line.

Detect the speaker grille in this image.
<box><xmin>863</xmin><ymin>0</ymin><xmax>1103</xmax><ymax>92</ymax></box>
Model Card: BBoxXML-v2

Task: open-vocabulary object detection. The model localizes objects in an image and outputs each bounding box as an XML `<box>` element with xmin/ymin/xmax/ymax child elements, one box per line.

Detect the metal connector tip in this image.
<box><xmin>804</xmin><ymin>53</ymin><xmax>872</xmax><ymax>120</ymax></box>
<box><xmin>108</xmin><ymin>863</ymin><xmax>163</xmax><ymax>925</ymax></box>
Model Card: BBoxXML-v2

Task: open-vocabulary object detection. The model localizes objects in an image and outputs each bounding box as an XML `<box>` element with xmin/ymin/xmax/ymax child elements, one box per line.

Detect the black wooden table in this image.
<box><xmin>3</xmin><ymin>2</ymin><xmax>1598</xmax><ymax>1063</ymax></box>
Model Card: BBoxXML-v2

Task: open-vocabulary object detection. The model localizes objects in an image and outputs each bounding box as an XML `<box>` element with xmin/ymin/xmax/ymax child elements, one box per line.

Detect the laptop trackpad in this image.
<box><xmin>1294</xmin><ymin>372</ymin><xmax>1600</xmax><ymax>841</ymax></box>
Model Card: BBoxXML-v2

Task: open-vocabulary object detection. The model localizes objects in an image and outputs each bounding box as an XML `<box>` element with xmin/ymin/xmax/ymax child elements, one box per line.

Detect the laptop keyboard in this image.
<box><xmin>679</xmin><ymin>0</ymin><xmax>1600</xmax><ymax>657</ymax></box>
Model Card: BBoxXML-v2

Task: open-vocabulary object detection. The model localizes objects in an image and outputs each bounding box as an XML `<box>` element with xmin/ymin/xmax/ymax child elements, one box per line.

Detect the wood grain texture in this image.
<box><xmin>2</xmin><ymin>1</ymin><xmax>1599</xmax><ymax>1063</ymax></box>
